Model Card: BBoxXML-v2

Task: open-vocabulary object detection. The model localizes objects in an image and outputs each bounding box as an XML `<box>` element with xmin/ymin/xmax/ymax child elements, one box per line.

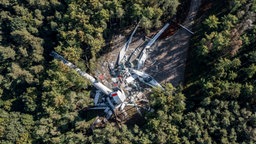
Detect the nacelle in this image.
<box><xmin>110</xmin><ymin>90</ymin><xmax>126</xmax><ymax>105</ymax></box>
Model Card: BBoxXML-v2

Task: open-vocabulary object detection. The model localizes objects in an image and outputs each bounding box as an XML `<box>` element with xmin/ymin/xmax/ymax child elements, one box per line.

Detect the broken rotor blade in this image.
<box><xmin>126</xmin><ymin>40</ymin><xmax>144</xmax><ymax>68</ymax></box>
<box><xmin>136</xmin><ymin>23</ymin><xmax>170</xmax><ymax>70</ymax></box>
<box><xmin>129</xmin><ymin>68</ymin><xmax>164</xmax><ymax>90</ymax></box>
<box><xmin>50</xmin><ymin>51</ymin><xmax>113</xmax><ymax>95</ymax></box>
<box><xmin>115</xmin><ymin>22</ymin><xmax>140</xmax><ymax>67</ymax></box>
<box><xmin>136</xmin><ymin>48</ymin><xmax>147</xmax><ymax>70</ymax></box>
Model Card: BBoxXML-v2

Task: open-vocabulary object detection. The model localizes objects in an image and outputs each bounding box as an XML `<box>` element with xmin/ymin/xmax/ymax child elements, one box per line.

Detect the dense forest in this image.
<box><xmin>0</xmin><ymin>0</ymin><xmax>255</xmax><ymax>143</ymax></box>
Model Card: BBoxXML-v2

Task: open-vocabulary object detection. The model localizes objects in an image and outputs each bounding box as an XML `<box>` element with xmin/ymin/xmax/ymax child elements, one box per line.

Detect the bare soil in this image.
<box><xmin>144</xmin><ymin>0</ymin><xmax>202</xmax><ymax>86</ymax></box>
<box><xmin>96</xmin><ymin>0</ymin><xmax>202</xmax><ymax>87</ymax></box>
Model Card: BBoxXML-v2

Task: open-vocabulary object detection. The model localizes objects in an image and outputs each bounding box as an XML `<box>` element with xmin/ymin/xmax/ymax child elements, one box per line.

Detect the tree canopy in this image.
<box><xmin>0</xmin><ymin>0</ymin><xmax>256</xmax><ymax>143</ymax></box>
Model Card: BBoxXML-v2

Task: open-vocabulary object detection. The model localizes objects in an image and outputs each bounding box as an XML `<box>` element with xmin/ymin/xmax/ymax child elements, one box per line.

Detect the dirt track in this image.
<box><xmin>143</xmin><ymin>0</ymin><xmax>202</xmax><ymax>86</ymax></box>
<box><xmin>144</xmin><ymin>0</ymin><xmax>201</xmax><ymax>86</ymax></box>
<box><xmin>97</xmin><ymin>0</ymin><xmax>202</xmax><ymax>87</ymax></box>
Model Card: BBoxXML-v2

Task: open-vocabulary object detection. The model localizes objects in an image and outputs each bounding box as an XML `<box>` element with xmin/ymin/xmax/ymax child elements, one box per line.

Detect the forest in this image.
<box><xmin>0</xmin><ymin>0</ymin><xmax>255</xmax><ymax>143</ymax></box>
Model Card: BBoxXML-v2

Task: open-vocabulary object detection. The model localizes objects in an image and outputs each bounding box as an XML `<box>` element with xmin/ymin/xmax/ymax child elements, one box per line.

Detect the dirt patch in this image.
<box><xmin>89</xmin><ymin>0</ymin><xmax>203</xmax><ymax>127</ymax></box>
<box><xmin>96</xmin><ymin>0</ymin><xmax>202</xmax><ymax>88</ymax></box>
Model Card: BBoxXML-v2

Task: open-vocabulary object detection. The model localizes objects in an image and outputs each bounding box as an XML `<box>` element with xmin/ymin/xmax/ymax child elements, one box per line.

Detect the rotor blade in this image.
<box><xmin>145</xmin><ymin>23</ymin><xmax>170</xmax><ymax>49</ymax></box>
<box><xmin>116</xmin><ymin>42</ymin><xmax>128</xmax><ymax>67</ymax></box>
<box><xmin>129</xmin><ymin>68</ymin><xmax>164</xmax><ymax>90</ymax></box>
<box><xmin>136</xmin><ymin>48</ymin><xmax>147</xmax><ymax>70</ymax></box>
<box><xmin>115</xmin><ymin>22</ymin><xmax>140</xmax><ymax>67</ymax></box>
<box><xmin>136</xmin><ymin>23</ymin><xmax>170</xmax><ymax>70</ymax></box>
<box><xmin>50</xmin><ymin>51</ymin><xmax>113</xmax><ymax>95</ymax></box>
<box><xmin>126</xmin><ymin>40</ymin><xmax>144</xmax><ymax>67</ymax></box>
<box><xmin>178</xmin><ymin>23</ymin><xmax>194</xmax><ymax>35</ymax></box>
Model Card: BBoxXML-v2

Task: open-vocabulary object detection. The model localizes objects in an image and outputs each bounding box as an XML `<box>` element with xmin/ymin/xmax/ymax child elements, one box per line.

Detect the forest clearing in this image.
<box><xmin>0</xmin><ymin>0</ymin><xmax>256</xmax><ymax>143</ymax></box>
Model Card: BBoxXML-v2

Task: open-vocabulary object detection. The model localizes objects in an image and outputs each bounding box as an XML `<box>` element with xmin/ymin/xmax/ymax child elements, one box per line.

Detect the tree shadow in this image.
<box><xmin>143</xmin><ymin>29</ymin><xmax>192</xmax><ymax>87</ymax></box>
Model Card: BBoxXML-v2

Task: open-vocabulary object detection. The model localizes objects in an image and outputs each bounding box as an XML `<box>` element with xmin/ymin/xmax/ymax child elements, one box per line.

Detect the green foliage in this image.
<box><xmin>184</xmin><ymin>0</ymin><xmax>256</xmax><ymax>143</ymax></box>
<box><xmin>0</xmin><ymin>109</ymin><xmax>34</xmax><ymax>143</ymax></box>
<box><xmin>204</xmin><ymin>15</ymin><xmax>220</xmax><ymax>29</ymax></box>
<box><xmin>221</xmin><ymin>14</ymin><xmax>239</xmax><ymax>30</ymax></box>
<box><xmin>244</xmin><ymin>64</ymin><xmax>256</xmax><ymax>78</ymax></box>
<box><xmin>0</xmin><ymin>46</ymin><xmax>16</xmax><ymax>61</ymax></box>
<box><xmin>55</xmin><ymin>0</ymin><xmax>179</xmax><ymax>61</ymax></box>
<box><xmin>1</xmin><ymin>0</ymin><xmax>255</xmax><ymax>143</ymax></box>
<box><xmin>90</xmin><ymin>124</ymin><xmax>136</xmax><ymax>144</ymax></box>
<box><xmin>143</xmin><ymin>84</ymin><xmax>185</xmax><ymax>143</ymax></box>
